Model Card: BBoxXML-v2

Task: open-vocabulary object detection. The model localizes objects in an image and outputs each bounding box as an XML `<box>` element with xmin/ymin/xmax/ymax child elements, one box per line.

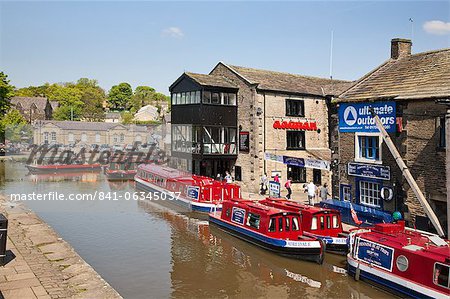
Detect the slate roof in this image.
<box><xmin>11</xmin><ymin>97</ymin><xmax>49</xmax><ymax>111</ymax></box>
<box><xmin>184</xmin><ymin>72</ymin><xmax>238</xmax><ymax>89</ymax></box>
<box><xmin>338</xmin><ymin>48</ymin><xmax>450</xmax><ymax>102</ymax></box>
<box><xmin>36</xmin><ymin>120</ymin><xmax>126</xmax><ymax>131</ymax></box>
<box><xmin>218</xmin><ymin>63</ymin><xmax>352</xmax><ymax>96</ymax></box>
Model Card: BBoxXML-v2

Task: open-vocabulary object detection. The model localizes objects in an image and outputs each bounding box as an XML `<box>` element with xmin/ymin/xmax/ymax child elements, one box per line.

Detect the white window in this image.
<box><xmin>311</xmin><ymin>216</ymin><xmax>318</xmax><ymax>230</ymax></box>
<box><xmin>81</xmin><ymin>133</ymin><xmax>87</xmax><ymax>142</ymax></box>
<box><xmin>95</xmin><ymin>133</ymin><xmax>100</xmax><ymax>143</ymax></box>
<box><xmin>68</xmin><ymin>133</ymin><xmax>74</xmax><ymax>142</ymax></box>
<box><xmin>359</xmin><ymin>181</ymin><xmax>381</xmax><ymax>208</ymax></box>
<box><xmin>113</xmin><ymin>134</ymin><xmax>118</xmax><ymax>143</ymax></box>
<box><xmin>355</xmin><ymin>133</ymin><xmax>382</xmax><ymax>164</ymax></box>
<box><xmin>135</xmin><ymin>135</ymin><xmax>142</xmax><ymax>142</ymax></box>
<box><xmin>120</xmin><ymin>133</ymin><xmax>125</xmax><ymax>142</ymax></box>
<box><xmin>51</xmin><ymin>132</ymin><xmax>56</xmax><ymax>142</ymax></box>
<box><xmin>43</xmin><ymin>132</ymin><xmax>49</xmax><ymax>142</ymax></box>
<box><xmin>332</xmin><ymin>215</ymin><xmax>339</xmax><ymax>228</ymax></box>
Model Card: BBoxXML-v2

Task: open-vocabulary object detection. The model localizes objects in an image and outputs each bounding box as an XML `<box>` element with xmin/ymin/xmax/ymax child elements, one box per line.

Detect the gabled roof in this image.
<box><xmin>338</xmin><ymin>48</ymin><xmax>450</xmax><ymax>102</ymax></box>
<box><xmin>11</xmin><ymin>97</ymin><xmax>49</xmax><ymax>111</ymax></box>
<box><xmin>213</xmin><ymin>62</ymin><xmax>352</xmax><ymax>96</ymax></box>
<box><xmin>35</xmin><ymin>120</ymin><xmax>128</xmax><ymax>131</ymax></box>
<box><xmin>169</xmin><ymin>72</ymin><xmax>238</xmax><ymax>91</ymax></box>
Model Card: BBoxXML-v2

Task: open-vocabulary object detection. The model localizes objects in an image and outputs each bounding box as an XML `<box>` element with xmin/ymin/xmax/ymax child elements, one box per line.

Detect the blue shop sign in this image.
<box><xmin>356</xmin><ymin>238</ymin><xmax>394</xmax><ymax>272</ymax></box>
<box><xmin>348</xmin><ymin>162</ymin><xmax>390</xmax><ymax>180</ymax></box>
<box><xmin>231</xmin><ymin>207</ymin><xmax>246</xmax><ymax>225</ymax></box>
<box><xmin>283</xmin><ymin>156</ymin><xmax>305</xmax><ymax>167</ymax></box>
<box><xmin>339</xmin><ymin>101</ymin><xmax>396</xmax><ymax>133</ymax></box>
<box><xmin>186</xmin><ymin>186</ymin><xmax>200</xmax><ymax>200</ymax></box>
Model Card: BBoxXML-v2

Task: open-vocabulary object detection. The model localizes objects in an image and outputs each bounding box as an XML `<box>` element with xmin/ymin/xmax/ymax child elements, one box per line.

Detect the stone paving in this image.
<box><xmin>0</xmin><ymin>196</ymin><xmax>122</xmax><ymax>299</ymax></box>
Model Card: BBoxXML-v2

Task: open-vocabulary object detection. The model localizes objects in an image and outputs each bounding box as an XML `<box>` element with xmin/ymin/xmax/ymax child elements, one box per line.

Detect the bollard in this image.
<box><xmin>0</xmin><ymin>213</ymin><xmax>7</xmax><ymax>266</ymax></box>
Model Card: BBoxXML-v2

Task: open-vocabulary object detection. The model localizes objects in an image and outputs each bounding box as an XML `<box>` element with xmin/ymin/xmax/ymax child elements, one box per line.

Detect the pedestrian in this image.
<box><xmin>273</xmin><ymin>173</ymin><xmax>280</xmax><ymax>183</ymax></box>
<box><xmin>319</xmin><ymin>183</ymin><xmax>330</xmax><ymax>201</ymax></box>
<box><xmin>285</xmin><ymin>177</ymin><xmax>292</xmax><ymax>199</ymax></box>
<box><xmin>307</xmin><ymin>181</ymin><xmax>317</xmax><ymax>205</ymax></box>
<box><xmin>225</xmin><ymin>171</ymin><xmax>233</xmax><ymax>184</ymax></box>
<box><xmin>216</xmin><ymin>173</ymin><xmax>223</xmax><ymax>182</ymax></box>
<box><xmin>260</xmin><ymin>173</ymin><xmax>268</xmax><ymax>195</ymax></box>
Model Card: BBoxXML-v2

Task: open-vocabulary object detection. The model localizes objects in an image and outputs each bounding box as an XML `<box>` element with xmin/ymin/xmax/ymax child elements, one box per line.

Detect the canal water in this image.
<box><xmin>0</xmin><ymin>160</ymin><xmax>393</xmax><ymax>298</ymax></box>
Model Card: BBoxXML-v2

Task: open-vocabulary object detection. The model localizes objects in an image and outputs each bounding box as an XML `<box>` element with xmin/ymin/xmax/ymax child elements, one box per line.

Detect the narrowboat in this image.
<box><xmin>26</xmin><ymin>163</ymin><xmax>102</xmax><ymax>174</ymax></box>
<box><xmin>135</xmin><ymin>164</ymin><xmax>241</xmax><ymax>213</ymax></box>
<box><xmin>209</xmin><ymin>198</ymin><xmax>325</xmax><ymax>264</ymax></box>
<box><xmin>104</xmin><ymin>154</ymin><xmax>144</xmax><ymax>181</ymax></box>
<box><xmin>260</xmin><ymin>198</ymin><xmax>348</xmax><ymax>254</ymax></box>
<box><xmin>347</xmin><ymin>220</ymin><xmax>450</xmax><ymax>298</ymax></box>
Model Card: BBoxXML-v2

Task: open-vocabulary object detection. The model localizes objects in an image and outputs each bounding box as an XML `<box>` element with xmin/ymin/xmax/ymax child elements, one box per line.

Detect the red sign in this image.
<box><xmin>273</xmin><ymin>120</ymin><xmax>317</xmax><ymax>131</ymax></box>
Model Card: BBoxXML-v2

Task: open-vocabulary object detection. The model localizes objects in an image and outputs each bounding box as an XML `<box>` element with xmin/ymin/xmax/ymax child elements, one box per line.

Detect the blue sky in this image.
<box><xmin>1</xmin><ymin>1</ymin><xmax>449</xmax><ymax>94</ymax></box>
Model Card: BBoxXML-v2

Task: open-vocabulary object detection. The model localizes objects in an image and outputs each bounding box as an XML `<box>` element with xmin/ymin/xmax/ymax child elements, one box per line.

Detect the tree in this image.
<box><xmin>0</xmin><ymin>108</ymin><xmax>29</xmax><ymax>143</ymax></box>
<box><xmin>121</xmin><ymin>111</ymin><xmax>134</xmax><ymax>124</ymax></box>
<box><xmin>81</xmin><ymin>88</ymin><xmax>105</xmax><ymax>121</ymax></box>
<box><xmin>0</xmin><ymin>72</ymin><xmax>15</xmax><ymax>117</ymax></box>
<box><xmin>108</xmin><ymin>83</ymin><xmax>132</xmax><ymax>111</ymax></box>
<box><xmin>130</xmin><ymin>86</ymin><xmax>156</xmax><ymax>112</ymax></box>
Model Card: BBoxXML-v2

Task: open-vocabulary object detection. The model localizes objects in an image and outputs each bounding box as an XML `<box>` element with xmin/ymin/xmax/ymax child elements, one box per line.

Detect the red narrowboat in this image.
<box><xmin>209</xmin><ymin>198</ymin><xmax>325</xmax><ymax>264</ymax></box>
<box><xmin>135</xmin><ymin>164</ymin><xmax>241</xmax><ymax>213</ymax></box>
<box><xmin>347</xmin><ymin>221</ymin><xmax>450</xmax><ymax>298</ymax></box>
<box><xmin>260</xmin><ymin>198</ymin><xmax>348</xmax><ymax>254</ymax></box>
<box><xmin>26</xmin><ymin>163</ymin><xmax>102</xmax><ymax>174</ymax></box>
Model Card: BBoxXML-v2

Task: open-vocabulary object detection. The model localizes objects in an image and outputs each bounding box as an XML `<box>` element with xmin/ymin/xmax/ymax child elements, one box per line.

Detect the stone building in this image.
<box><xmin>334</xmin><ymin>38</ymin><xmax>449</xmax><ymax>234</ymax></box>
<box><xmin>169</xmin><ymin>63</ymin><xmax>350</xmax><ymax>192</ymax></box>
<box><xmin>11</xmin><ymin>96</ymin><xmax>59</xmax><ymax>122</ymax></box>
<box><xmin>33</xmin><ymin>120</ymin><xmax>148</xmax><ymax>146</ymax></box>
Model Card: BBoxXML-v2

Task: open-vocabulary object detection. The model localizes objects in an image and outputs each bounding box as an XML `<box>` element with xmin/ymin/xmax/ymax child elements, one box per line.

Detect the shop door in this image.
<box><xmin>313</xmin><ymin>169</ymin><xmax>321</xmax><ymax>185</ymax></box>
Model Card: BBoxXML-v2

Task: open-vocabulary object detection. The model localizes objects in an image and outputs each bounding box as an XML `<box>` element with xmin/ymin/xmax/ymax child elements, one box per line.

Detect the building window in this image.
<box><xmin>211</xmin><ymin>92</ymin><xmax>220</xmax><ymax>104</ymax></box>
<box><xmin>51</xmin><ymin>132</ymin><xmax>56</xmax><ymax>142</ymax></box>
<box><xmin>355</xmin><ymin>134</ymin><xmax>381</xmax><ymax>162</ymax></box>
<box><xmin>81</xmin><ymin>133</ymin><xmax>87</xmax><ymax>142</ymax></box>
<box><xmin>287</xmin><ymin>165</ymin><xmax>306</xmax><ymax>183</ymax></box>
<box><xmin>203</xmin><ymin>91</ymin><xmax>211</xmax><ymax>104</ymax></box>
<box><xmin>438</xmin><ymin>117</ymin><xmax>446</xmax><ymax>148</ymax></box>
<box><xmin>340</xmin><ymin>184</ymin><xmax>352</xmax><ymax>201</ymax></box>
<box><xmin>113</xmin><ymin>134</ymin><xmax>118</xmax><ymax>143</ymax></box>
<box><xmin>120</xmin><ymin>133</ymin><xmax>125</xmax><ymax>142</ymax></box>
<box><xmin>68</xmin><ymin>133</ymin><xmax>74</xmax><ymax>142</ymax></box>
<box><xmin>286</xmin><ymin>99</ymin><xmax>305</xmax><ymax>117</ymax></box>
<box><xmin>359</xmin><ymin>180</ymin><xmax>381</xmax><ymax>208</ymax></box>
<box><xmin>135</xmin><ymin>134</ymin><xmax>142</xmax><ymax>142</ymax></box>
<box><xmin>95</xmin><ymin>133</ymin><xmax>100</xmax><ymax>143</ymax></box>
<box><xmin>286</xmin><ymin>131</ymin><xmax>305</xmax><ymax>149</ymax></box>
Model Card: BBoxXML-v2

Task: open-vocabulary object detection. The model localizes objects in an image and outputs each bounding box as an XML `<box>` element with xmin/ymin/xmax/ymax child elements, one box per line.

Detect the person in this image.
<box><xmin>285</xmin><ymin>177</ymin><xmax>292</xmax><ymax>199</ymax></box>
<box><xmin>319</xmin><ymin>183</ymin><xmax>330</xmax><ymax>201</ymax></box>
<box><xmin>273</xmin><ymin>173</ymin><xmax>280</xmax><ymax>183</ymax></box>
<box><xmin>224</xmin><ymin>171</ymin><xmax>233</xmax><ymax>184</ymax></box>
<box><xmin>216</xmin><ymin>173</ymin><xmax>223</xmax><ymax>182</ymax></box>
<box><xmin>307</xmin><ymin>181</ymin><xmax>317</xmax><ymax>205</ymax></box>
<box><xmin>260</xmin><ymin>173</ymin><xmax>268</xmax><ymax>195</ymax></box>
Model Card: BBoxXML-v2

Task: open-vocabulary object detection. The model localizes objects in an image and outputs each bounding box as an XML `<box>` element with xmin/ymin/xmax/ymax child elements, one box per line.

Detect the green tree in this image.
<box><xmin>130</xmin><ymin>86</ymin><xmax>156</xmax><ymax>112</ymax></box>
<box><xmin>121</xmin><ymin>111</ymin><xmax>134</xmax><ymax>124</ymax></box>
<box><xmin>0</xmin><ymin>108</ymin><xmax>29</xmax><ymax>143</ymax></box>
<box><xmin>81</xmin><ymin>88</ymin><xmax>105</xmax><ymax>121</ymax></box>
<box><xmin>108</xmin><ymin>83</ymin><xmax>132</xmax><ymax>111</ymax></box>
<box><xmin>0</xmin><ymin>72</ymin><xmax>15</xmax><ymax>117</ymax></box>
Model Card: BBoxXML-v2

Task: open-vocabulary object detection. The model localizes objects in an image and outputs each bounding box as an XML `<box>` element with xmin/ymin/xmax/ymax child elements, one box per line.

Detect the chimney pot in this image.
<box><xmin>391</xmin><ymin>38</ymin><xmax>412</xmax><ymax>59</ymax></box>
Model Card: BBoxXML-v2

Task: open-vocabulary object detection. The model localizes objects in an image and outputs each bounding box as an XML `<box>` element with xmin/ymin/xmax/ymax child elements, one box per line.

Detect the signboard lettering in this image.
<box><xmin>339</xmin><ymin>102</ymin><xmax>396</xmax><ymax>133</ymax></box>
<box><xmin>356</xmin><ymin>238</ymin><xmax>394</xmax><ymax>272</ymax></box>
<box><xmin>347</xmin><ymin>162</ymin><xmax>390</xmax><ymax>180</ymax></box>
<box><xmin>269</xmin><ymin>181</ymin><xmax>281</xmax><ymax>198</ymax></box>
<box><xmin>186</xmin><ymin>186</ymin><xmax>200</xmax><ymax>200</ymax></box>
<box><xmin>273</xmin><ymin>120</ymin><xmax>318</xmax><ymax>131</ymax></box>
<box><xmin>239</xmin><ymin>131</ymin><xmax>250</xmax><ymax>152</ymax></box>
<box><xmin>231</xmin><ymin>207</ymin><xmax>246</xmax><ymax>225</ymax></box>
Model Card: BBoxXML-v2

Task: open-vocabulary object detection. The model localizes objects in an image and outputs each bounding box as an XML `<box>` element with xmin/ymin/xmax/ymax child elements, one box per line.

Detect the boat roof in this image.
<box><xmin>360</xmin><ymin>222</ymin><xmax>450</xmax><ymax>262</ymax></box>
<box><xmin>137</xmin><ymin>164</ymin><xmax>221</xmax><ymax>184</ymax></box>
<box><xmin>262</xmin><ymin>198</ymin><xmax>340</xmax><ymax>215</ymax></box>
<box><xmin>227</xmin><ymin>198</ymin><xmax>298</xmax><ymax>216</ymax></box>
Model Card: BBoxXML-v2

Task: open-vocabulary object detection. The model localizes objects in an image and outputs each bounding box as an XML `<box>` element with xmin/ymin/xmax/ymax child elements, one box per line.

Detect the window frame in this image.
<box><xmin>355</xmin><ymin>132</ymin><xmax>382</xmax><ymax>164</ymax></box>
<box><xmin>358</xmin><ymin>180</ymin><xmax>382</xmax><ymax>208</ymax></box>
<box><xmin>287</xmin><ymin>165</ymin><xmax>306</xmax><ymax>183</ymax></box>
<box><xmin>285</xmin><ymin>99</ymin><xmax>305</xmax><ymax>117</ymax></box>
<box><xmin>433</xmin><ymin>262</ymin><xmax>450</xmax><ymax>289</ymax></box>
<box><xmin>438</xmin><ymin>116</ymin><xmax>446</xmax><ymax>149</ymax></box>
<box><xmin>286</xmin><ymin>130</ymin><xmax>305</xmax><ymax>150</ymax></box>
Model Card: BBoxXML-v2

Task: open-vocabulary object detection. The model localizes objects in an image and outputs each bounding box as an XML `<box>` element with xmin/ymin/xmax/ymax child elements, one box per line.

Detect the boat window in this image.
<box><xmin>332</xmin><ymin>215</ymin><xmax>339</xmax><ymax>228</ymax></box>
<box><xmin>320</xmin><ymin>216</ymin><xmax>324</xmax><ymax>230</ymax></box>
<box><xmin>268</xmin><ymin>218</ymin><xmax>276</xmax><ymax>232</ymax></box>
<box><xmin>246</xmin><ymin>212</ymin><xmax>260</xmax><ymax>229</ymax></box>
<box><xmin>292</xmin><ymin>217</ymin><xmax>299</xmax><ymax>231</ymax></box>
<box><xmin>285</xmin><ymin>217</ymin><xmax>290</xmax><ymax>232</ymax></box>
<box><xmin>434</xmin><ymin>263</ymin><xmax>450</xmax><ymax>289</ymax></box>
<box><xmin>326</xmin><ymin>216</ymin><xmax>331</xmax><ymax>229</ymax></box>
<box><xmin>278</xmin><ymin>217</ymin><xmax>283</xmax><ymax>232</ymax></box>
<box><xmin>311</xmin><ymin>217</ymin><xmax>317</xmax><ymax>230</ymax></box>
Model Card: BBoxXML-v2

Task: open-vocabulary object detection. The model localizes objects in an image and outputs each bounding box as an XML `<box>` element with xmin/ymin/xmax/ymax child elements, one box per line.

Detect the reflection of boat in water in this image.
<box><xmin>104</xmin><ymin>153</ymin><xmax>148</xmax><ymax>181</ymax></box>
<box><xmin>135</xmin><ymin>164</ymin><xmax>240</xmax><ymax>213</ymax></box>
<box><xmin>260</xmin><ymin>198</ymin><xmax>348</xmax><ymax>254</ymax></box>
<box><xmin>26</xmin><ymin>163</ymin><xmax>102</xmax><ymax>174</ymax></box>
<box><xmin>28</xmin><ymin>172</ymin><xmax>99</xmax><ymax>182</ymax></box>
<box><xmin>209</xmin><ymin>198</ymin><xmax>325</xmax><ymax>264</ymax></box>
<box><xmin>347</xmin><ymin>221</ymin><xmax>450</xmax><ymax>299</ymax></box>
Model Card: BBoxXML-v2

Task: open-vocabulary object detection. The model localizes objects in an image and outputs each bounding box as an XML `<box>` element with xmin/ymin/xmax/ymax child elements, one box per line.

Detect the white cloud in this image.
<box><xmin>423</xmin><ymin>20</ymin><xmax>450</xmax><ymax>35</ymax></box>
<box><xmin>162</xmin><ymin>27</ymin><xmax>184</xmax><ymax>38</ymax></box>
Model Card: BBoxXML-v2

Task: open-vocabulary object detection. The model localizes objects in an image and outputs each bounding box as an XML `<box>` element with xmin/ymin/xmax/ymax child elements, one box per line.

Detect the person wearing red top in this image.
<box><xmin>273</xmin><ymin>174</ymin><xmax>280</xmax><ymax>183</ymax></box>
<box><xmin>285</xmin><ymin>177</ymin><xmax>292</xmax><ymax>199</ymax></box>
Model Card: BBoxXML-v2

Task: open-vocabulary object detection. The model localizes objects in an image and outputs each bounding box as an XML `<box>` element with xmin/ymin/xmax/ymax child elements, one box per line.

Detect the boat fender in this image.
<box><xmin>354</xmin><ymin>263</ymin><xmax>360</xmax><ymax>281</ymax></box>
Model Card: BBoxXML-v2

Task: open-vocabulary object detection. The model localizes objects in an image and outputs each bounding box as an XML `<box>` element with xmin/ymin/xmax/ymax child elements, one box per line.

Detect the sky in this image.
<box><xmin>1</xmin><ymin>1</ymin><xmax>449</xmax><ymax>95</ymax></box>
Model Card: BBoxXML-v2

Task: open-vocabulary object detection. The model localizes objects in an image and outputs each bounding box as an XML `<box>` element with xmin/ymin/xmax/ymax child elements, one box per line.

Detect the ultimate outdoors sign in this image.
<box><xmin>338</xmin><ymin>102</ymin><xmax>396</xmax><ymax>133</ymax></box>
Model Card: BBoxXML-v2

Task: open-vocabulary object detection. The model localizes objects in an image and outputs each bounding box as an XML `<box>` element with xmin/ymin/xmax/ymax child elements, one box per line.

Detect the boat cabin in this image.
<box><xmin>220</xmin><ymin>198</ymin><xmax>305</xmax><ymax>240</ymax></box>
<box><xmin>136</xmin><ymin>164</ymin><xmax>241</xmax><ymax>202</ymax></box>
<box><xmin>260</xmin><ymin>198</ymin><xmax>344</xmax><ymax>237</ymax></box>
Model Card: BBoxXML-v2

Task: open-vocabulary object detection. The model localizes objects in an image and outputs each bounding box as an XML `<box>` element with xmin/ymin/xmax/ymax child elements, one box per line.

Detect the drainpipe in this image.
<box><xmin>263</xmin><ymin>92</ymin><xmax>266</xmax><ymax>174</ymax></box>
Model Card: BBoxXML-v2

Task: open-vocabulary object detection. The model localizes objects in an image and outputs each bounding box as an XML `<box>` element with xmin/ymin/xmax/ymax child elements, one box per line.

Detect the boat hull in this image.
<box><xmin>135</xmin><ymin>177</ymin><xmax>222</xmax><ymax>213</ymax></box>
<box><xmin>347</xmin><ymin>256</ymin><xmax>447</xmax><ymax>299</ymax></box>
<box><xmin>26</xmin><ymin>164</ymin><xmax>102</xmax><ymax>174</ymax></box>
<box><xmin>209</xmin><ymin>215</ymin><xmax>324</xmax><ymax>264</ymax></box>
<box><xmin>106</xmin><ymin>171</ymin><xmax>136</xmax><ymax>181</ymax></box>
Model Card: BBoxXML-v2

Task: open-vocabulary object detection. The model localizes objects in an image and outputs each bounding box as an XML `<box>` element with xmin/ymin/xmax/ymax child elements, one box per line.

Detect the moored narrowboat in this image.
<box><xmin>260</xmin><ymin>198</ymin><xmax>348</xmax><ymax>254</ymax></box>
<box><xmin>347</xmin><ymin>221</ymin><xmax>450</xmax><ymax>298</ymax></box>
<box><xmin>26</xmin><ymin>163</ymin><xmax>102</xmax><ymax>174</ymax></box>
<box><xmin>135</xmin><ymin>164</ymin><xmax>241</xmax><ymax>213</ymax></box>
<box><xmin>209</xmin><ymin>198</ymin><xmax>325</xmax><ymax>264</ymax></box>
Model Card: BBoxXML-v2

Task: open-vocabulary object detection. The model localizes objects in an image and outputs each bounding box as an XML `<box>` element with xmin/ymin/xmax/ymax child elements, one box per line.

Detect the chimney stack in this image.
<box><xmin>391</xmin><ymin>38</ymin><xmax>412</xmax><ymax>59</ymax></box>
